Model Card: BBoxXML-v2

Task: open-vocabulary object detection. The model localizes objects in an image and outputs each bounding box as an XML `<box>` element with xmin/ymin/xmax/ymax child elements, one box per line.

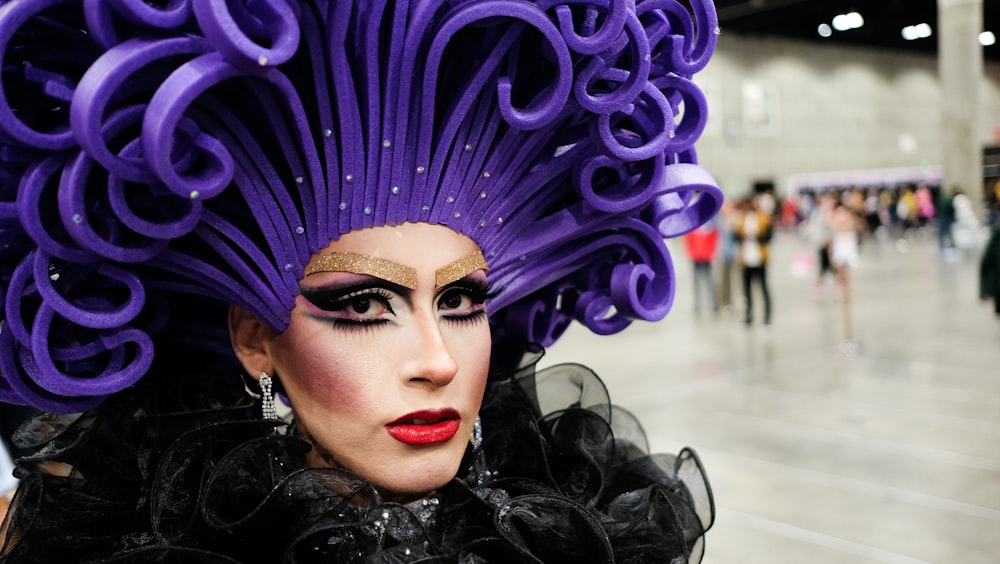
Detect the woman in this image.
<box><xmin>828</xmin><ymin>199</ymin><xmax>863</xmax><ymax>299</ymax></box>
<box><xmin>0</xmin><ymin>0</ymin><xmax>721</xmax><ymax>561</ymax></box>
<box><xmin>230</xmin><ymin>222</ymin><xmax>493</xmax><ymax>502</ymax></box>
<box><xmin>735</xmin><ymin>195</ymin><xmax>773</xmax><ymax>327</ymax></box>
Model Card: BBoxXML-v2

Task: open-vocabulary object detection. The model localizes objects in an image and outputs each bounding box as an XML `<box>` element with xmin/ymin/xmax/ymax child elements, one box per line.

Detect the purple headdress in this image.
<box><xmin>0</xmin><ymin>0</ymin><xmax>721</xmax><ymax>413</ymax></box>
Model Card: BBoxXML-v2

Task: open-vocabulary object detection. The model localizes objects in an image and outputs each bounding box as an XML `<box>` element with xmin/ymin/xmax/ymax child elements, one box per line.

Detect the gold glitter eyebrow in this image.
<box><xmin>306</xmin><ymin>252</ymin><xmax>417</xmax><ymax>289</ymax></box>
<box><xmin>435</xmin><ymin>251</ymin><xmax>489</xmax><ymax>288</ymax></box>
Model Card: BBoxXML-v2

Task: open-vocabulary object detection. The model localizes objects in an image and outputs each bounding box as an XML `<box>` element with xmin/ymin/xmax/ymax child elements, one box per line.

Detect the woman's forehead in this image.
<box><xmin>328</xmin><ymin>223</ymin><xmax>476</xmax><ymax>252</ymax></box>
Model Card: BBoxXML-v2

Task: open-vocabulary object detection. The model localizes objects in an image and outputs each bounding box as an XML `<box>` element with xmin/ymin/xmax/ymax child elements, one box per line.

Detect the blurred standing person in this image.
<box><xmin>937</xmin><ymin>186</ymin><xmax>958</xmax><ymax>259</ymax></box>
<box><xmin>877</xmin><ymin>189</ymin><xmax>895</xmax><ymax>240</ymax></box>
<box><xmin>757</xmin><ymin>190</ymin><xmax>777</xmax><ymax>218</ymax></box>
<box><xmin>896</xmin><ymin>186</ymin><xmax>917</xmax><ymax>236</ymax></box>
<box><xmin>736</xmin><ymin>195</ymin><xmax>773</xmax><ymax>327</ymax></box>
<box><xmin>797</xmin><ymin>191</ymin><xmax>816</xmax><ymax>226</ymax></box>
<box><xmin>864</xmin><ymin>188</ymin><xmax>881</xmax><ymax>237</ymax></box>
<box><xmin>843</xmin><ymin>188</ymin><xmax>864</xmax><ymax>248</ymax></box>
<box><xmin>829</xmin><ymin>201</ymin><xmax>864</xmax><ymax>299</ymax></box>
<box><xmin>915</xmin><ymin>183</ymin><xmax>936</xmax><ymax>229</ymax></box>
<box><xmin>986</xmin><ymin>180</ymin><xmax>1000</xmax><ymax>227</ymax></box>
<box><xmin>847</xmin><ymin>188</ymin><xmax>865</xmax><ymax>215</ymax></box>
<box><xmin>953</xmin><ymin>189</ymin><xmax>981</xmax><ymax>249</ymax></box>
<box><xmin>684</xmin><ymin>219</ymin><xmax>720</xmax><ymax>316</ymax></box>
<box><xmin>807</xmin><ymin>192</ymin><xmax>835</xmax><ymax>296</ymax></box>
<box><xmin>716</xmin><ymin>201</ymin><xmax>739</xmax><ymax>315</ymax></box>
<box><xmin>981</xmin><ymin>200</ymin><xmax>1000</xmax><ymax>318</ymax></box>
<box><xmin>781</xmin><ymin>195</ymin><xmax>799</xmax><ymax>228</ymax></box>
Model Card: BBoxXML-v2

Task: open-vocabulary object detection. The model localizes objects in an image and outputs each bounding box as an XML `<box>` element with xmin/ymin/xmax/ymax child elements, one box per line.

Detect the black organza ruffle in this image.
<box><xmin>0</xmin><ymin>348</ymin><xmax>713</xmax><ymax>563</ymax></box>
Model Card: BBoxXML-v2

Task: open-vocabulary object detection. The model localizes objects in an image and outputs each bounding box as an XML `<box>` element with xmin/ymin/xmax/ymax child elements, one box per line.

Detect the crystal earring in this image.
<box><xmin>259</xmin><ymin>371</ymin><xmax>277</xmax><ymax>420</ymax></box>
<box><xmin>470</xmin><ymin>416</ymin><xmax>483</xmax><ymax>451</ymax></box>
<box><xmin>468</xmin><ymin>415</ymin><xmax>490</xmax><ymax>486</ymax></box>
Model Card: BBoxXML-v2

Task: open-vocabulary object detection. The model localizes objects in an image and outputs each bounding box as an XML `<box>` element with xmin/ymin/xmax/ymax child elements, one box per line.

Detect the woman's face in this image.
<box><xmin>232</xmin><ymin>223</ymin><xmax>492</xmax><ymax>502</ymax></box>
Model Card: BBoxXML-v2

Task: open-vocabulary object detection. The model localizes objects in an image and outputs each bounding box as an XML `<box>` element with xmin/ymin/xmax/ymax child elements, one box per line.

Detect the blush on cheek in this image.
<box><xmin>298</xmin><ymin>360</ymin><xmax>368</xmax><ymax>411</ymax></box>
<box><xmin>301</xmin><ymin>347</ymin><xmax>392</xmax><ymax>420</ymax></box>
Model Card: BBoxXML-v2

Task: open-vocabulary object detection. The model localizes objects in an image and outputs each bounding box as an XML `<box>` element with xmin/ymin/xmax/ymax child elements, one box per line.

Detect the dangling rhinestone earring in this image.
<box><xmin>470</xmin><ymin>416</ymin><xmax>483</xmax><ymax>451</ymax></box>
<box><xmin>468</xmin><ymin>415</ymin><xmax>490</xmax><ymax>486</ymax></box>
<box><xmin>259</xmin><ymin>371</ymin><xmax>277</xmax><ymax>421</ymax></box>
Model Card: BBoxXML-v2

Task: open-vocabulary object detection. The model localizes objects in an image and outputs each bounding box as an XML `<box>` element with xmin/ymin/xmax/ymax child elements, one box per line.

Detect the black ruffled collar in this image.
<box><xmin>1</xmin><ymin>349</ymin><xmax>712</xmax><ymax>563</ymax></box>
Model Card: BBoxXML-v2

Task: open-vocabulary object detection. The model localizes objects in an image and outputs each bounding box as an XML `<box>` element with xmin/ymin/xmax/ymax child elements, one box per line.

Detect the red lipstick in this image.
<box><xmin>386</xmin><ymin>409</ymin><xmax>461</xmax><ymax>445</ymax></box>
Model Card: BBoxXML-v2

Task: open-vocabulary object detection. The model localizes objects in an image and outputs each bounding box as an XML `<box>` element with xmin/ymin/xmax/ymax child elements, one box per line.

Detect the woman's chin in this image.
<box><xmin>372</xmin><ymin>467</ymin><xmax>458</xmax><ymax>504</ymax></box>
<box><xmin>376</xmin><ymin>486</ymin><xmax>439</xmax><ymax>505</ymax></box>
<box><xmin>301</xmin><ymin>429</ymin><xmax>467</xmax><ymax>504</ymax></box>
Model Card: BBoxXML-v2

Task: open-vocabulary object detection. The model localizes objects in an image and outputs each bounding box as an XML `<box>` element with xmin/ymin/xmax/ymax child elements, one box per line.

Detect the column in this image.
<box><xmin>939</xmin><ymin>0</ymin><xmax>984</xmax><ymax>215</ymax></box>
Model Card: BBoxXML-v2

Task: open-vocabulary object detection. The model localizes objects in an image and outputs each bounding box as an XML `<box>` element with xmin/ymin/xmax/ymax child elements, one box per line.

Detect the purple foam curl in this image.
<box><xmin>191</xmin><ymin>0</ymin><xmax>299</xmax><ymax>71</ymax></box>
<box><xmin>106</xmin><ymin>0</ymin><xmax>191</xmax><ymax>30</ymax></box>
<box><xmin>0</xmin><ymin>0</ymin><xmax>723</xmax><ymax>411</ymax></box>
<box><xmin>0</xmin><ymin>0</ymin><xmax>80</xmax><ymax>151</ymax></box>
<box><xmin>71</xmin><ymin>36</ymin><xmax>212</xmax><ymax>183</ymax></box>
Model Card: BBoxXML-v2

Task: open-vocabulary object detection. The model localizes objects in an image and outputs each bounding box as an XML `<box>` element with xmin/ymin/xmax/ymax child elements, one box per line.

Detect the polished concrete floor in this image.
<box><xmin>542</xmin><ymin>228</ymin><xmax>1000</xmax><ymax>564</ymax></box>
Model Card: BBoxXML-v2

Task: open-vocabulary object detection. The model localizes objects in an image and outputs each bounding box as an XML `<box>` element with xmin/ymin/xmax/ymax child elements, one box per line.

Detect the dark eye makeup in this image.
<box><xmin>299</xmin><ymin>283</ymin><xmax>398</xmax><ymax>330</ymax></box>
<box><xmin>437</xmin><ymin>278</ymin><xmax>499</xmax><ymax>323</ymax></box>
<box><xmin>297</xmin><ymin>277</ymin><xmax>501</xmax><ymax>330</ymax></box>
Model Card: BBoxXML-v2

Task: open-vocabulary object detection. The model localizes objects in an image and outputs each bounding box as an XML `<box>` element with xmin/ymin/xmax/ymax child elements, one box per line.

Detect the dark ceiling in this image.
<box><xmin>714</xmin><ymin>0</ymin><xmax>1000</xmax><ymax>62</ymax></box>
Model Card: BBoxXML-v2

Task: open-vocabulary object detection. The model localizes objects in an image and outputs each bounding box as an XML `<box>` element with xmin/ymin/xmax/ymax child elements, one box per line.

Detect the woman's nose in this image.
<box><xmin>403</xmin><ymin>314</ymin><xmax>459</xmax><ymax>387</ymax></box>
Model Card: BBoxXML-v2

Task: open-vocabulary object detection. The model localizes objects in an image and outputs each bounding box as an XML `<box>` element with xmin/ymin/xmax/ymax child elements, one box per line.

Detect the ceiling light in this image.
<box><xmin>817</xmin><ymin>23</ymin><xmax>832</xmax><ymax>38</ymax></box>
<box><xmin>902</xmin><ymin>23</ymin><xmax>933</xmax><ymax>41</ymax></box>
<box><xmin>981</xmin><ymin>31</ymin><xmax>997</xmax><ymax>46</ymax></box>
<box><xmin>832</xmin><ymin>12</ymin><xmax>864</xmax><ymax>32</ymax></box>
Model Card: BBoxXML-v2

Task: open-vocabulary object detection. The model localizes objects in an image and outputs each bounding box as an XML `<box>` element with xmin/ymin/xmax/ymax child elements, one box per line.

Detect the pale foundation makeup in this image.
<box><xmin>239</xmin><ymin>223</ymin><xmax>493</xmax><ymax>503</ymax></box>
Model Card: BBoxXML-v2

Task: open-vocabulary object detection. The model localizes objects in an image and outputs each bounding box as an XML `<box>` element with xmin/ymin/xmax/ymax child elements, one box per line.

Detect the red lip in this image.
<box><xmin>386</xmin><ymin>409</ymin><xmax>461</xmax><ymax>445</ymax></box>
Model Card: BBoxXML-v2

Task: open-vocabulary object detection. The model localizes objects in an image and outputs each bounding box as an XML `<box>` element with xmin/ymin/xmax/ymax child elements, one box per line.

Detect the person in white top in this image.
<box><xmin>828</xmin><ymin>201</ymin><xmax>864</xmax><ymax>298</ymax></box>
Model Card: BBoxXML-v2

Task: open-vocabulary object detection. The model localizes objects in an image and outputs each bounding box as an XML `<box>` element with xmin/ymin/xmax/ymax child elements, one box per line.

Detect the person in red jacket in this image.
<box><xmin>685</xmin><ymin>219</ymin><xmax>721</xmax><ymax>315</ymax></box>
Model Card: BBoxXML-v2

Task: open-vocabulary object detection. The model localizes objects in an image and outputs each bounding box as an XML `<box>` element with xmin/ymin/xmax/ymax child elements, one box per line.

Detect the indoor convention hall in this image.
<box><xmin>544</xmin><ymin>229</ymin><xmax>999</xmax><ymax>564</ymax></box>
<box><xmin>0</xmin><ymin>1</ymin><xmax>998</xmax><ymax>563</ymax></box>
<box><xmin>542</xmin><ymin>1</ymin><xmax>1000</xmax><ymax>563</ymax></box>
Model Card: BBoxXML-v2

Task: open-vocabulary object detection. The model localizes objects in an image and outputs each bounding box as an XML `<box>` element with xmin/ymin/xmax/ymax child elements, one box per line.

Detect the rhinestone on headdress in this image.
<box><xmin>0</xmin><ymin>0</ymin><xmax>722</xmax><ymax>411</ymax></box>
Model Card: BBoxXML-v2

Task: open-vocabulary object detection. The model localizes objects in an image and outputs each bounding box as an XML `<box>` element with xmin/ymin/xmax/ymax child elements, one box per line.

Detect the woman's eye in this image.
<box><xmin>440</xmin><ymin>291</ymin><xmax>468</xmax><ymax>311</ymax></box>
<box><xmin>349</xmin><ymin>297</ymin><xmax>374</xmax><ymax>314</ymax></box>
<box><xmin>300</xmin><ymin>287</ymin><xmax>396</xmax><ymax>328</ymax></box>
<box><xmin>438</xmin><ymin>288</ymin><xmax>485</xmax><ymax>317</ymax></box>
<box><xmin>339</xmin><ymin>294</ymin><xmax>392</xmax><ymax>320</ymax></box>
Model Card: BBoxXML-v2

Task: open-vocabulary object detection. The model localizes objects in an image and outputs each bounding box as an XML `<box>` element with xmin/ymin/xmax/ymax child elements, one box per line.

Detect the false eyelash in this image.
<box><xmin>325</xmin><ymin>316</ymin><xmax>391</xmax><ymax>333</ymax></box>
<box><xmin>302</xmin><ymin>287</ymin><xmax>395</xmax><ymax>313</ymax></box>
<box><xmin>438</xmin><ymin>281</ymin><xmax>498</xmax><ymax>325</ymax></box>
<box><xmin>439</xmin><ymin>279</ymin><xmax>501</xmax><ymax>305</ymax></box>
<box><xmin>484</xmin><ymin>283</ymin><xmax>505</xmax><ymax>302</ymax></box>
<box><xmin>442</xmin><ymin>309</ymin><xmax>489</xmax><ymax>325</ymax></box>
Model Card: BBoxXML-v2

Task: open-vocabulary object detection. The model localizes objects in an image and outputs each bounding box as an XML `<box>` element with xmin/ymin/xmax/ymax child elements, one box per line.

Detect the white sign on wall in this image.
<box><xmin>742</xmin><ymin>80</ymin><xmax>779</xmax><ymax>136</ymax></box>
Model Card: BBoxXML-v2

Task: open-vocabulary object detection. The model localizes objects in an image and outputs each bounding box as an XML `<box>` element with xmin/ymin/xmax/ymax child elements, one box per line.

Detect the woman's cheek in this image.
<box><xmin>299</xmin><ymin>354</ymin><xmax>367</xmax><ymax>407</ymax></box>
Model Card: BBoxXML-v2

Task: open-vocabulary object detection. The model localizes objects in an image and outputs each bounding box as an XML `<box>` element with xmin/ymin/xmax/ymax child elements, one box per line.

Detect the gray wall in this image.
<box><xmin>694</xmin><ymin>32</ymin><xmax>1000</xmax><ymax>198</ymax></box>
